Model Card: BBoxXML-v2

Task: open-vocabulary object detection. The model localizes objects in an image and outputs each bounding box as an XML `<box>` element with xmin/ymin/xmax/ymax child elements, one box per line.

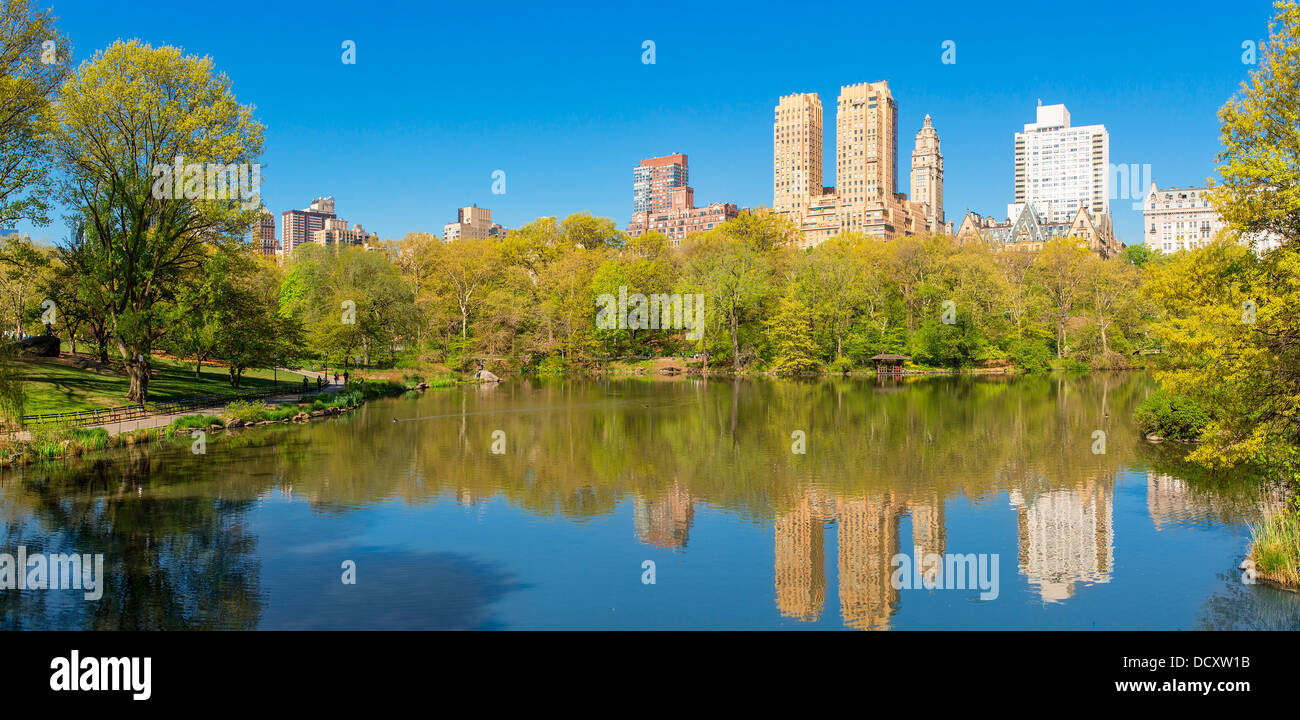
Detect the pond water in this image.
<box><xmin>2</xmin><ymin>373</ymin><xmax>1298</xmax><ymax>630</ymax></box>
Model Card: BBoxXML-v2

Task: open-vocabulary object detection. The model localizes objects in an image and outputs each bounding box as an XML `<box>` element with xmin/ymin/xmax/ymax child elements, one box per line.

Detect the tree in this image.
<box><xmin>682</xmin><ymin>232</ymin><xmax>770</xmax><ymax>371</ymax></box>
<box><xmin>436</xmin><ymin>236</ymin><xmax>500</xmax><ymax>339</ymax></box>
<box><xmin>767</xmin><ymin>289</ymin><xmax>819</xmax><ymax>374</ymax></box>
<box><xmin>0</xmin><ymin>0</ymin><xmax>69</xmax><ymax>226</ymax></box>
<box><xmin>49</xmin><ymin>41</ymin><xmax>264</xmax><ymax>402</ymax></box>
<box><xmin>0</xmin><ymin>234</ymin><xmax>49</xmax><ymax>335</ymax></box>
<box><xmin>1211</xmin><ymin>0</ymin><xmax>1300</xmax><ymax>244</ymax></box>
<box><xmin>1032</xmin><ymin>239</ymin><xmax>1095</xmax><ymax>358</ymax></box>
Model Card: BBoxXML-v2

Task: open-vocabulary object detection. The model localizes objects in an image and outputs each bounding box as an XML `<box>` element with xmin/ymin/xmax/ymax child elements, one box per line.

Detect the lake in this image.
<box><xmin>3</xmin><ymin>373</ymin><xmax>1298</xmax><ymax>630</ymax></box>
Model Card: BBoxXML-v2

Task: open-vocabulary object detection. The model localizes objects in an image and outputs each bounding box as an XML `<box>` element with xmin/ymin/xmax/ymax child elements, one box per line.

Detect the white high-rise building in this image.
<box><xmin>1011</xmin><ymin>103</ymin><xmax>1109</xmax><ymax>224</ymax></box>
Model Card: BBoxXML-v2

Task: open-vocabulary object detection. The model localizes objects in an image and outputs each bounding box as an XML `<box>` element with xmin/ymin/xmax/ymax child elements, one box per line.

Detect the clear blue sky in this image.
<box><xmin>14</xmin><ymin>0</ymin><xmax>1282</xmax><ymax>246</ymax></box>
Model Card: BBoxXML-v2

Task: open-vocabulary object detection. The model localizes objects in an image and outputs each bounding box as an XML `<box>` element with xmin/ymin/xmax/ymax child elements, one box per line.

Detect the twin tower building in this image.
<box><xmin>774</xmin><ymin>81</ymin><xmax>948</xmax><ymax>248</ymax></box>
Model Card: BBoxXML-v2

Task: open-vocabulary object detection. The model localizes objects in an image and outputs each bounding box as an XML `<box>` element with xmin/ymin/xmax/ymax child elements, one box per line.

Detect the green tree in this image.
<box><xmin>49</xmin><ymin>41</ymin><xmax>264</xmax><ymax>402</ymax></box>
<box><xmin>767</xmin><ymin>289</ymin><xmax>819</xmax><ymax>374</ymax></box>
<box><xmin>0</xmin><ymin>0</ymin><xmax>69</xmax><ymax>226</ymax></box>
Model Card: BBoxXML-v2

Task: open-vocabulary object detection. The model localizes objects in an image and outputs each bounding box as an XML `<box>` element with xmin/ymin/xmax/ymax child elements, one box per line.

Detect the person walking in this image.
<box><xmin>302</xmin><ymin>376</ymin><xmax>308</xmax><ymax>395</ymax></box>
<box><xmin>343</xmin><ymin>370</ymin><xmax>349</xmax><ymax>385</ymax></box>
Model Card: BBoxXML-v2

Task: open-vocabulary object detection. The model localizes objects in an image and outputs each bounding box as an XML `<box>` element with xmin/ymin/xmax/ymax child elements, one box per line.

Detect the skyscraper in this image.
<box><xmin>1012</xmin><ymin>103</ymin><xmax>1109</xmax><ymax>224</ymax></box>
<box><xmin>253</xmin><ymin>207</ymin><xmax>278</xmax><ymax>257</ymax></box>
<box><xmin>773</xmin><ymin>81</ymin><xmax>933</xmax><ymax>247</ymax></box>
<box><xmin>772</xmin><ymin>93</ymin><xmax>823</xmax><ymax>217</ymax></box>
<box><xmin>632</xmin><ymin>154</ymin><xmax>688</xmax><ymax>215</ymax></box>
<box><xmin>280</xmin><ymin>196</ymin><xmax>337</xmax><ymax>258</ymax></box>
<box><xmin>910</xmin><ymin>115</ymin><xmax>944</xmax><ymax>230</ymax></box>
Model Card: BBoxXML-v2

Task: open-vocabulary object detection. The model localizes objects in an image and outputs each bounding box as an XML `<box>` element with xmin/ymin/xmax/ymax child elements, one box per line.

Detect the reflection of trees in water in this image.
<box><xmin>1</xmin><ymin>372</ymin><xmax>1277</xmax><ymax>630</ymax></box>
<box><xmin>0</xmin><ymin>451</ymin><xmax>265</xmax><ymax>630</ymax></box>
<box><xmin>1196</xmin><ymin>570</ymin><xmax>1300</xmax><ymax>630</ymax></box>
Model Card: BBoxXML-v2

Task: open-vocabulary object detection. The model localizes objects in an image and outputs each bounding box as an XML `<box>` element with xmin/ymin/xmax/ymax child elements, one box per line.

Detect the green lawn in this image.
<box><xmin>18</xmin><ymin>355</ymin><xmax>295</xmax><ymax>414</ymax></box>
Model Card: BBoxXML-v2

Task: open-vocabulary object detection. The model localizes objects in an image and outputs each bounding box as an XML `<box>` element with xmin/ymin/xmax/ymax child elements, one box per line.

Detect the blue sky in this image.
<box><xmin>14</xmin><ymin>0</ymin><xmax>1282</xmax><ymax>246</ymax></box>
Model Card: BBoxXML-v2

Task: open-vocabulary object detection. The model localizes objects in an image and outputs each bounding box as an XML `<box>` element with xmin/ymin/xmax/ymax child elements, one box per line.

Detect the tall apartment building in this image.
<box><xmin>633</xmin><ymin>154</ymin><xmax>689</xmax><ymax>215</ymax></box>
<box><xmin>443</xmin><ymin>205</ymin><xmax>505</xmax><ymax>241</ymax></box>
<box><xmin>628</xmin><ymin>154</ymin><xmax>740</xmax><ymax>244</ymax></box>
<box><xmin>773</xmin><ymin>93</ymin><xmax>823</xmax><ymax>218</ymax></box>
<box><xmin>280</xmin><ymin>197</ymin><xmax>337</xmax><ymax>257</ymax></box>
<box><xmin>1011</xmin><ymin>103</ymin><xmax>1109</xmax><ymax>224</ymax></box>
<box><xmin>1143</xmin><ymin>183</ymin><xmax>1282</xmax><ymax>254</ymax></box>
<box><xmin>910</xmin><ymin>115</ymin><xmax>944</xmax><ymax>230</ymax></box>
<box><xmin>773</xmin><ymin>81</ymin><xmax>936</xmax><ymax>247</ymax></box>
<box><xmin>253</xmin><ymin>207</ymin><xmax>278</xmax><ymax>256</ymax></box>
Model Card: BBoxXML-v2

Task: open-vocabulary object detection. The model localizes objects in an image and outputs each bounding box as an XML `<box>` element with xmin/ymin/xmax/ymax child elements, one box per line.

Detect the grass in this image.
<box><xmin>18</xmin><ymin>354</ymin><xmax>288</xmax><ymax>414</ymax></box>
<box><xmin>1249</xmin><ymin>496</ymin><xmax>1300</xmax><ymax>587</ymax></box>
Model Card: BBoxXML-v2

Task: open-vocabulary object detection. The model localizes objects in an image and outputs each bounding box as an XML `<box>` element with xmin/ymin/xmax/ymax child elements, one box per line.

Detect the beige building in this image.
<box><xmin>773</xmin><ymin>81</ymin><xmax>941</xmax><ymax>248</ymax></box>
<box><xmin>444</xmin><ymin>205</ymin><xmax>505</xmax><ymax>241</ymax></box>
<box><xmin>773</xmin><ymin>93</ymin><xmax>824</xmax><ymax>219</ymax></box>
<box><xmin>910</xmin><ymin>115</ymin><xmax>944</xmax><ymax>232</ymax></box>
<box><xmin>310</xmin><ymin>217</ymin><xmax>376</xmax><ymax>251</ymax></box>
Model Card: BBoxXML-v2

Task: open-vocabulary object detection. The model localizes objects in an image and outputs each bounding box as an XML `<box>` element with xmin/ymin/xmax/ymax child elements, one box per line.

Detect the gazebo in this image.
<box><xmin>869</xmin><ymin>354</ymin><xmax>910</xmax><ymax>376</ymax></box>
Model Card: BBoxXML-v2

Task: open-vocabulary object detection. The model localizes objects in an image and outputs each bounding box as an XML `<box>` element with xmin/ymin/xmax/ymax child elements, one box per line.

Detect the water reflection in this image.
<box><xmin>1</xmin><ymin>373</ymin><xmax>1297</xmax><ymax>630</ymax></box>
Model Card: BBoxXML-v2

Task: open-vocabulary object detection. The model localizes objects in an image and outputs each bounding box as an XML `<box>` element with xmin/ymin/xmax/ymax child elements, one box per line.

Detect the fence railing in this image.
<box><xmin>20</xmin><ymin>382</ymin><xmax>304</xmax><ymax>430</ymax></box>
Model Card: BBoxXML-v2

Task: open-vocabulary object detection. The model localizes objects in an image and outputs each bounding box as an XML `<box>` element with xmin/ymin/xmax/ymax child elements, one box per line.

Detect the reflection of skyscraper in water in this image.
<box><xmin>910</xmin><ymin>498</ymin><xmax>946</xmax><ymax>585</ymax></box>
<box><xmin>1148</xmin><ymin>473</ymin><xmax>1195</xmax><ymax>530</ymax></box>
<box><xmin>837</xmin><ymin>496</ymin><xmax>902</xmax><ymax>631</ymax></box>
<box><xmin>633</xmin><ymin>482</ymin><xmax>695</xmax><ymax>549</ymax></box>
<box><xmin>1009</xmin><ymin>478</ymin><xmax>1114</xmax><ymax>602</ymax></box>
<box><xmin>774</xmin><ymin>496</ymin><xmax>827</xmax><ymax>621</ymax></box>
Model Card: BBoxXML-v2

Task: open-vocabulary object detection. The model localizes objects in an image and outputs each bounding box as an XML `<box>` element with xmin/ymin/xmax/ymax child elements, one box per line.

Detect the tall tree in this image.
<box><xmin>49</xmin><ymin>41</ymin><xmax>264</xmax><ymax>402</ymax></box>
<box><xmin>0</xmin><ymin>0</ymin><xmax>69</xmax><ymax>226</ymax></box>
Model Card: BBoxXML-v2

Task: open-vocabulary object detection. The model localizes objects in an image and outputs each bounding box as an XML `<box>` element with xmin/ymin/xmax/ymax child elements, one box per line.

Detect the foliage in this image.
<box><xmin>1134</xmin><ymin>389</ymin><xmax>1214</xmax><ymax>441</ymax></box>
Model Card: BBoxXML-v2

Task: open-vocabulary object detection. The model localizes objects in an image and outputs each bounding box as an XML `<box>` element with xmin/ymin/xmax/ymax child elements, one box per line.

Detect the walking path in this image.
<box><xmin>84</xmin><ymin>369</ymin><xmax>343</xmax><ymax>437</ymax></box>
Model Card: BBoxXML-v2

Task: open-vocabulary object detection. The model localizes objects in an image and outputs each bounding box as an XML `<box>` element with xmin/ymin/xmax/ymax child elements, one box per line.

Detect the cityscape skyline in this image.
<box><xmin>8</xmin><ymin>0</ymin><xmax>1279</xmax><ymax>249</ymax></box>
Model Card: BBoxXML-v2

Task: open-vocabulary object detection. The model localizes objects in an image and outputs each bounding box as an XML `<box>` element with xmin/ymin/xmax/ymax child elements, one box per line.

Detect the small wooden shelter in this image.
<box><xmin>869</xmin><ymin>354</ymin><xmax>910</xmax><ymax>376</ymax></box>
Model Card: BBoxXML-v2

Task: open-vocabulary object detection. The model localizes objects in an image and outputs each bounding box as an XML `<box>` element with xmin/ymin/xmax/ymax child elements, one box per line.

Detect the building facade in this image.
<box><xmin>627</xmin><ymin>156</ymin><xmax>740</xmax><ymax>244</ymax></box>
<box><xmin>310</xmin><ymin>217</ymin><xmax>375</xmax><ymax>251</ymax></box>
<box><xmin>633</xmin><ymin>154</ymin><xmax>689</xmax><ymax>215</ymax></box>
<box><xmin>253</xmin><ymin>207</ymin><xmax>278</xmax><ymax>256</ymax></box>
<box><xmin>910</xmin><ymin>114</ymin><xmax>944</xmax><ymax>232</ymax></box>
<box><xmin>955</xmin><ymin>204</ymin><xmax>1121</xmax><ymax>258</ymax></box>
<box><xmin>773</xmin><ymin>81</ymin><xmax>941</xmax><ymax>248</ymax></box>
<box><xmin>1142</xmin><ymin>183</ymin><xmax>1283</xmax><ymax>254</ymax></box>
<box><xmin>444</xmin><ymin>205</ymin><xmax>505</xmax><ymax>241</ymax></box>
<box><xmin>1012</xmin><ymin>103</ymin><xmax>1109</xmax><ymax>224</ymax></box>
<box><xmin>280</xmin><ymin>197</ymin><xmax>337</xmax><ymax>258</ymax></box>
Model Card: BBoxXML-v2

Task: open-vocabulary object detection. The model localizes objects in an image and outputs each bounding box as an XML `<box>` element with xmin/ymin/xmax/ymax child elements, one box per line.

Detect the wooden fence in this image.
<box><xmin>20</xmin><ymin>382</ymin><xmax>302</xmax><ymax>430</ymax></box>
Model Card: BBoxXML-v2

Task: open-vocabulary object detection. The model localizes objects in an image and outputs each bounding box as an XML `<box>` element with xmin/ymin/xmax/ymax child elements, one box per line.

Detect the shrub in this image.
<box><xmin>224</xmin><ymin>400</ymin><xmax>267</xmax><ymax>424</ymax></box>
<box><xmin>828</xmin><ymin>356</ymin><xmax>853</xmax><ymax>375</ymax></box>
<box><xmin>1008</xmin><ymin>339</ymin><xmax>1052</xmax><ymax>374</ymax></box>
<box><xmin>1134</xmin><ymin>389</ymin><xmax>1213</xmax><ymax>441</ymax></box>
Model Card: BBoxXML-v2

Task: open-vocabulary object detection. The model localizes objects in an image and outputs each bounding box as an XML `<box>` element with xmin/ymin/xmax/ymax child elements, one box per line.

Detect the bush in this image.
<box><xmin>828</xmin><ymin>356</ymin><xmax>853</xmax><ymax>375</ymax></box>
<box><xmin>1008</xmin><ymin>339</ymin><xmax>1053</xmax><ymax>374</ymax></box>
<box><xmin>224</xmin><ymin>400</ymin><xmax>267</xmax><ymax>424</ymax></box>
<box><xmin>1134</xmin><ymin>390</ymin><xmax>1213</xmax><ymax>441</ymax></box>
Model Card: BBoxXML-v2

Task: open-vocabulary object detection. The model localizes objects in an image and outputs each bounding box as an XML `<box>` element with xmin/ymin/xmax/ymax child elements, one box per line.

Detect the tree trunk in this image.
<box><xmin>730</xmin><ymin>313</ymin><xmax>740</xmax><ymax>372</ymax></box>
<box><xmin>126</xmin><ymin>360</ymin><xmax>149</xmax><ymax>404</ymax></box>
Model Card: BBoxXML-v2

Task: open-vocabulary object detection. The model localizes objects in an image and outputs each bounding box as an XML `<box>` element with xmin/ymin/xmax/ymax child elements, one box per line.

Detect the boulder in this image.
<box><xmin>310</xmin><ymin>410</ymin><xmax>325</xmax><ymax>418</ymax></box>
<box><xmin>475</xmin><ymin>369</ymin><xmax>500</xmax><ymax>384</ymax></box>
<box><xmin>660</xmin><ymin>366</ymin><xmax>683</xmax><ymax>375</ymax></box>
<box><xmin>224</xmin><ymin>418</ymin><xmax>244</xmax><ymax>428</ymax></box>
<box><xmin>18</xmin><ymin>334</ymin><xmax>60</xmax><ymax>357</ymax></box>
